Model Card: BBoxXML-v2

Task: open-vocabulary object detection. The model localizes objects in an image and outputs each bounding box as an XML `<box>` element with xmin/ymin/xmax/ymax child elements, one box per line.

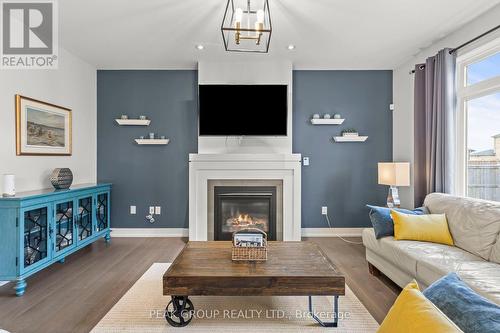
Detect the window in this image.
<box><xmin>457</xmin><ymin>38</ymin><xmax>500</xmax><ymax>201</ymax></box>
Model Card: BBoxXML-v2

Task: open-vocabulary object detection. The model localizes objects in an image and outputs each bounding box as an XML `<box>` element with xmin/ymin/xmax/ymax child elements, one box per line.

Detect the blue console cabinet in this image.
<box><xmin>0</xmin><ymin>183</ymin><xmax>111</xmax><ymax>296</ymax></box>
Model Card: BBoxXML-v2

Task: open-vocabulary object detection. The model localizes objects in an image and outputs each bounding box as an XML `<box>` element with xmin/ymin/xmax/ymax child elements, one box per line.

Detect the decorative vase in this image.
<box><xmin>50</xmin><ymin>168</ymin><xmax>73</xmax><ymax>189</ymax></box>
<box><xmin>2</xmin><ymin>174</ymin><xmax>15</xmax><ymax>197</ymax></box>
<box><xmin>312</xmin><ymin>114</ymin><xmax>320</xmax><ymax>119</ymax></box>
<box><xmin>333</xmin><ymin>114</ymin><xmax>341</xmax><ymax>119</ymax></box>
<box><xmin>323</xmin><ymin>114</ymin><xmax>331</xmax><ymax>119</ymax></box>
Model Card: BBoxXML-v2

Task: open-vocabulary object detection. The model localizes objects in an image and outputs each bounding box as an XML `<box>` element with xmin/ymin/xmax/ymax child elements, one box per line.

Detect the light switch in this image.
<box><xmin>130</xmin><ymin>205</ymin><xmax>136</xmax><ymax>214</ymax></box>
<box><xmin>155</xmin><ymin>206</ymin><xmax>161</xmax><ymax>215</ymax></box>
<box><xmin>303</xmin><ymin>157</ymin><xmax>310</xmax><ymax>166</ymax></box>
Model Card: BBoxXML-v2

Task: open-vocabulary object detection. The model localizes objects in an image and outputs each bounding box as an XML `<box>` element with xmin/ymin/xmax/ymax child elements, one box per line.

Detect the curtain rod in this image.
<box><xmin>449</xmin><ymin>24</ymin><xmax>500</xmax><ymax>54</ymax></box>
<box><xmin>409</xmin><ymin>24</ymin><xmax>500</xmax><ymax>74</ymax></box>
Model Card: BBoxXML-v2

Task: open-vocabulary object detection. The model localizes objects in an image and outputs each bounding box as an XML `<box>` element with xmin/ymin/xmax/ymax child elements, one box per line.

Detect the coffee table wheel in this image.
<box><xmin>165</xmin><ymin>296</ymin><xmax>194</xmax><ymax>327</ymax></box>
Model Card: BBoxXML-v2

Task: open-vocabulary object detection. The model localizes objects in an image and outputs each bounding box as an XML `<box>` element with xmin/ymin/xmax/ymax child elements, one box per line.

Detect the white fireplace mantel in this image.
<box><xmin>189</xmin><ymin>153</ymin><xmax>302</xmax><ymax>241</ymax></box>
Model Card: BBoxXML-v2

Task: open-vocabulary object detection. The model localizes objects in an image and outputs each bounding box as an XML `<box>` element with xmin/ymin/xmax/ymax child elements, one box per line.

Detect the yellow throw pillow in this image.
<box><xmin>378</xmin><ymin>281</ymin><xmax>463</xmax><ymax>333</ymax></box>
<box><xmin>391</xmin><ymin>210</ymin><xmax>454</xmax><ymax>246</ymax></box>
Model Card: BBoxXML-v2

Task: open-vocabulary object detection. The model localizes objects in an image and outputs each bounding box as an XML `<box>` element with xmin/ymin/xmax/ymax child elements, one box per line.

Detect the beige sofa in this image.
<box><xmin>362</xmin><ymin>193</ymin><xmax>500</xmax><ymax>305</ymax></box>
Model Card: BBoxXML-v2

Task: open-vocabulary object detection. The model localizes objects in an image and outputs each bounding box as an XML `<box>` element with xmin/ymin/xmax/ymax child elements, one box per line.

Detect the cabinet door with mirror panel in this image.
<box><xmin>76</xmin><ymin>196</ymin><xmax>93</xmax><ymax>243</ymax></box>
<box><xmin>53</xmin><ymin>200</ymin><xmax>76</xmax><ymax>256</ymax></box>
<box><xmin>22</xmin><ymin>205</ymin><xmax>51</xmax><ymax>272</ymax></box>
<box><xmin>96</xmin><ymin>192</ymin><xmax>109</xmax><ymax>232</ymax></box>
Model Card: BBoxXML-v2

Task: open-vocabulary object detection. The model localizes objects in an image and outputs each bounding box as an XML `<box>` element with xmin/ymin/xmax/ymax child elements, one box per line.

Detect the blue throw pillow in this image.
<box><xmin>423</xmin><ymin>273</ymin><xmax>500</xmax><ymax>333</ymax></box>
<box><xmin>366</xmin><ymin>205</ymin><xmax>425</xmax><ymax>239</ymax></box>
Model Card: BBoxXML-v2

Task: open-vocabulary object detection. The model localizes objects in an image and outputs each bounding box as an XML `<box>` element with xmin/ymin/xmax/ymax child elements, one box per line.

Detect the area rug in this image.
<box><xmin>91</xmin><ymin>263</ymin><xmax>379</xmax><ymax>332</ymax></box>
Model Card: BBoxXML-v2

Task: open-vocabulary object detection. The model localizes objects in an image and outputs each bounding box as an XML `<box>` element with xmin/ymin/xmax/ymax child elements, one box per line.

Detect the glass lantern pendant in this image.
<box><xmin>221</xmin><ymin>0</ymin><xmax>272</xmax><ymax>53</ymax></box>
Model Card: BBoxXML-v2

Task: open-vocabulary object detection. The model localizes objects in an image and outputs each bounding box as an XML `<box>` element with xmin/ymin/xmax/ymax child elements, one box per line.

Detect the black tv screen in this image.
<box><xmin>199</xmin><ymin>85</ymin><xmax>287</xmax><ymax>136</ymax></box>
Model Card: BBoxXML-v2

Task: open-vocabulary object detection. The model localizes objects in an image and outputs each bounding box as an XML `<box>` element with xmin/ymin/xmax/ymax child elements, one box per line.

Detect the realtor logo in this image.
<box><xmin>1</xmin><ymin>0</ymin><xmax>58</xmax><ymax>69</ymax></box>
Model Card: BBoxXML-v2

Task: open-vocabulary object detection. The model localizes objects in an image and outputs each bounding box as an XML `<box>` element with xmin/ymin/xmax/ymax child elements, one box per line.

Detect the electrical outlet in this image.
<box><xmin>322</xmin><ymin>206</ymin><xmax>328</xmax><ymax>215</ymax></box>
<box><xmin>155</xmin><ymin>206</ymin><xmax>161</xmax><ymax>215</ymax></box>
<box><xmin>130</xmin><ymin>205</ymin><xmax>136</xmax><ymax>214</ymax></box>
<box><xmin>303</xmin><ymin>157</ymin><xmax>310</xmax><ymax>166</ymax></box>
<box><xmin>149</xmin><ymin>206</ymin><xmax>155</xmax><ymax>214</ymax></box>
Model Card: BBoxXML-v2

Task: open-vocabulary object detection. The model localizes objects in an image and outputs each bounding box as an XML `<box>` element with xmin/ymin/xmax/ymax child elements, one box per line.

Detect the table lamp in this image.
<box><xmin>378</xmin><ymin>162</ymin><xmax>410</xmax><ymax>208</ymax></box>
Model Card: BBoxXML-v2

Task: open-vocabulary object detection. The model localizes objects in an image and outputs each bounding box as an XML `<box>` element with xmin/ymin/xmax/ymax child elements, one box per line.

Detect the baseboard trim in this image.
<box><xmin>111</xmin><ymin>228</ymin><xmax>189</xmax><ymax>237</ymax></box>
<box><xmin>111</xmin><ymin>227</ymin><xmax>364</xmax><ymax>238</ymax></box>
<box><xmin>301</xmin><ymin>228</ymin><xmax>364</xmax><ymax>237</ymax></box>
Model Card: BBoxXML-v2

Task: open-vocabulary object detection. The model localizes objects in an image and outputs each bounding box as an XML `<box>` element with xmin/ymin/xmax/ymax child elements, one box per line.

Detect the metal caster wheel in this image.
<box><xmin>165</xmin><ymin>296</ymin><xmax>194</xmax><ymax>327</ymax></box>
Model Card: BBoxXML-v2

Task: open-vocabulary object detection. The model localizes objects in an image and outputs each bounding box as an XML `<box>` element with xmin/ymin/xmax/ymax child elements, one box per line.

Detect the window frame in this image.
<box><xmin>456</xmin><ymin>37</ymin><xmax>500</xmax><ymax>197</ymax></box>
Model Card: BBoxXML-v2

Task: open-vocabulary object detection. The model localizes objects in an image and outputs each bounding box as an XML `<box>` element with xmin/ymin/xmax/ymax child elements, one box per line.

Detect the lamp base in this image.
<box><xmin>387</xmin><ymin>186</ymin><xmax>400</xmax><ymax>208</ymax></box>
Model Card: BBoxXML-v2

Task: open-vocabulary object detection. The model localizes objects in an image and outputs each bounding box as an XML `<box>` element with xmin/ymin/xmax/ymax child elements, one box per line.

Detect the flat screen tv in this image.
<box><xmin>199</xmin><ymin>84</ymin><xmax>287</xmax><ymax>136</ymax></box>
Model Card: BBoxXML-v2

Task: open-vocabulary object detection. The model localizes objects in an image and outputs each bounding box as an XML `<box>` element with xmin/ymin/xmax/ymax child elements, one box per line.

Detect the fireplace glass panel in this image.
<box><xmin>214</xmin><ymin>186</ymin><xmax>276</xmax><ymax>241</ymax></box>
<box><xmin>221</xmin><ymin>198</ymin><xmax>271</xmax><ymax>235</ymax></box>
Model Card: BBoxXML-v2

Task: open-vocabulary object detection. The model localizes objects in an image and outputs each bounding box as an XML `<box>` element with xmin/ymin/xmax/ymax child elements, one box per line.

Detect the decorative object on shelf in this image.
<box><xmin>311</xmin><ymin>118</ymin><xmax>345</xmax><ymax>125</ymax></box>
<box><xmin>0</xmin><ymin>183</ymin><xmax>111</xmax><ymax>296</ymax></box>
<box><xmin>16</xmin><ymin>95</ymin><xmax>72</xmax><ymax>156</ymax></box>
<box><xmin>2</xmin><ymin>174</ymin><xmax>15</xmax><ymax>197</ymax></box>
<box><xmin>149</xmin><ymin>132</ymin><xmax>155</xmax><ymax>139</ymax></box>
<box><xmin>221</xmin><ymin>0</ymin><xmax>271</xmax><ymax>53</ymax></box>
<box><xmin>334</xmin><ymin>113</ymin><xmax>341</xmax><ymax>119</ymax></box>
<box><xmin>139</xmin><ymin>115</ymin><xmax>147</xmax><ymax>120</ymax></box>
<box><xmin>378</xmin><ymin>162</ymin><xmax>410</xmax><ymax>208</ymax></box>
<box><xmin>333</xmin><ymin>136</ymin><xmax>368</xmax><ymax>142</ymax></box>
<box><xmin>120</xmin><ymin>114</ymin><xmax>128</xmax><ymax>120</ymax></box>
<box><xmin>312</xmin><ymin>114</ymin><xmax>320</xmax><ymax>119</ymax></box>
<box><xmin>135</xmin><ymin>138</ymin><xmax>170</xmax><ymax>145</ymax></box>
<box><xmin>50</xmin><ymin>168</ymin><xmax>73</xmax><ymax>189</ymax></box>
<box><xmin>115</xmin><ymin>118</ymin><xmax>151</xmax><ymax>126</ymax></box>
<box><xmin>323</xmin><ymin>114</ymin><xmax>331</xmax><ymax>119</ymax></box>
<box><xmin>139</xmin><ymin>136</ymin><xmax>145</xmax><ymax>139</ymax></box>
<box><xmin>160</xmin><ymin>135</ymin><xmax>166</xmax><ymax>140</ymax></box>
<box><xmin>232</xmin><ymin>228</ymin><xmax>267</xmax><ymax>261</ymax></box>
<box><xmin>341</xmin><ymin>128</ymin><xmax>359</xmax><ymax>137</ymax></box>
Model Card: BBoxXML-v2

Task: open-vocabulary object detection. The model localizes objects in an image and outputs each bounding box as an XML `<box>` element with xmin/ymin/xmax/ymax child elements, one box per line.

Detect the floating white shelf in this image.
<box><xmin>311</xmin><ymin>118</ymin><xmax>345</xmax><ymax>125</ymax></box>
<box><xmin>115</xmin><ymin>119</ymin><xmax>151</xmax><ymax>126</ymax></box>
<box><xmin>333</xmin><ymin>136</ymin><xmax>368</xmax><ymax>142</ymax></box>
<box><xmin>134</xmin><ymin>139</ymin><xmax>169</xmax><ymax>145</ymax></box>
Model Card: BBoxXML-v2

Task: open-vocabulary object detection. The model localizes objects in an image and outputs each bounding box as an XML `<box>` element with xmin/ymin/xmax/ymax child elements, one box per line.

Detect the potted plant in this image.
<box><xmin>341</xmin><ymin>128</ymin><xmax>359</xmax><ymax>137</ymax></box>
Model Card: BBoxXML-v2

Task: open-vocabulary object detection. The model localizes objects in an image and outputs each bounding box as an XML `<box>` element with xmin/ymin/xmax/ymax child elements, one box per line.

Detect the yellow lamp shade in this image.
<box><xmin>378</xmin><ymin>162</ymin><xmax>410</xmax><ymax>186</ymax></box>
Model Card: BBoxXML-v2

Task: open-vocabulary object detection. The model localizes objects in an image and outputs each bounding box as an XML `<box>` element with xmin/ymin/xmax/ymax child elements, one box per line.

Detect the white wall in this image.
<box><xmin>0</xmin><ymin>48</ymin><xmax>97</xmax><ymax>192</ymax></box>
<box><xmin>197</xmin><ymin>61</ymin><xmax>293</xmax><ymax>154</ymax></box>
<box><xmin>392</xmin><ymin>5</ymin><xmax>500</xmax><ymax>208</ymax></box>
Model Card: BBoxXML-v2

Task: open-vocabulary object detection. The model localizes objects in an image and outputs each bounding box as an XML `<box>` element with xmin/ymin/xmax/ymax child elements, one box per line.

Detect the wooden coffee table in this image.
<box><xmin>163</xmin><ymin>241</ymin><xmax>345</xmax><ymax>327</ymax></box>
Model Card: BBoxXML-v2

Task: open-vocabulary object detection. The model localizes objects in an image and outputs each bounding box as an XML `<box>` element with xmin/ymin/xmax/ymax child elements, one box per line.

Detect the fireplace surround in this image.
<box><xmin>189</xmin><ymin>154</ymin><xmax>301</xmax><ymax>241</ymax></box>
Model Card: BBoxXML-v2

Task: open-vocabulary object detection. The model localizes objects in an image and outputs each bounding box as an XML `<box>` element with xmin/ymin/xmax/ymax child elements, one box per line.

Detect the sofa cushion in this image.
<box><xmin>417</xmin><ymin>255</ymin><xmax>500</xmax><ymax>305</ymax></box>
<box><xmin>378</xmin><ymin>281</ymin><xmax>463</xmax><ymax>333</ymax></box>
<box><xmin>423</xmin><ymin>273</ymin><xmax>500</xmax><ymax>333</ymax></box>
<box><xmin>490</xmin><ymin>237</ymin><xmax>500</xmax><ymax>264</ymax></box>
<box><xmin>363</xmin><ymin>228</ymin><xmax>423</xmax><ymax>276</ymax></box>
<box><xmin>424</xmin><ymin>193</ymin><xmax>500</xmax><ymax>260</ymax></box>
<box><xmin>366</xmin><ymin>205</ymin><xmax>426</xmax><ymax>239</ymax></box>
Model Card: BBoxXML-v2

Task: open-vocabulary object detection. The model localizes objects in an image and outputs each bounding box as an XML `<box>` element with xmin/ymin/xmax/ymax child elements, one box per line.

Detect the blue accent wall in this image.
<box><xmin>97</xmin><ymin>70</ymin><xmax>392</xmax><ymax>229</ymax></box>
<box><xmin>97</xmin><ymin>70</ymin><xmax>198</xmax><ymax>228</ymax></box>
<box><xmin>293</xmin><ymin>70</ymin><xmax>393</xmax><ymax>227</ymax></box>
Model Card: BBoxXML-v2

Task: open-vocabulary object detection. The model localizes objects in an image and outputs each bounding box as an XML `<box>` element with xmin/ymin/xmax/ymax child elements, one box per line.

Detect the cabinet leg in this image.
<box><xmin>59</xmin><ymin>258</ymin><xmax>65</xmax><ymax>264</ymax></box>
<box><xmin>14</xmin><ymin>279</ymin><xmax>27</xmax><ymax>297</ymax></box>
<box><xmin>104</xmin><ymin>231</ymin><xmax>111</xmax><ymax>243</ymax></box>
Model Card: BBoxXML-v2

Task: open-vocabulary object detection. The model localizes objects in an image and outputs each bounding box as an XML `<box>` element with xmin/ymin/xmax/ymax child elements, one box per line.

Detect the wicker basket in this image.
<box><xmin>232</xmin><ymin>228</ymin><xmax>268</xmax><ymax>261</ymax></box>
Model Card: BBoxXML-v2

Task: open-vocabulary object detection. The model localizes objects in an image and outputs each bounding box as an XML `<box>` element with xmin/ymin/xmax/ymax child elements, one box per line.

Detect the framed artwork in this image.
<box><xmin>16</xmin><ymin>95</ymin><xmax>72</xmax><ymax>156</ymax></box>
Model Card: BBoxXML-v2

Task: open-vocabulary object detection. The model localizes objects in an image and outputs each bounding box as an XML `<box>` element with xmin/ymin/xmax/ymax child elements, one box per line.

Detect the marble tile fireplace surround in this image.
<box><xmin>189</xmin><ymin>154</ymin><xmax>302</xmax><ymax>241</ymax></box>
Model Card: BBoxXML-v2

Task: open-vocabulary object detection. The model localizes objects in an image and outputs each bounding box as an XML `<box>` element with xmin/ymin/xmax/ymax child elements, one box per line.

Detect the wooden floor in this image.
<box><xmin>0</xmin><ymin>237</ymin><xmax>399</xmax><ymax>333</ymax></box>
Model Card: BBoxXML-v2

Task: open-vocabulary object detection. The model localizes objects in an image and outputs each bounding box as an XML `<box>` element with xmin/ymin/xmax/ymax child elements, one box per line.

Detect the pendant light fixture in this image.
<box><xmin>221</xmin><ymin>0</ymin><xmax>272</xmax><ymax>53</ymax></box>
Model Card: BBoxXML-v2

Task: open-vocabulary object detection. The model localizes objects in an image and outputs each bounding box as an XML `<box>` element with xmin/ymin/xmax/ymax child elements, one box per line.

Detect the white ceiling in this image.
<box><xmin>60</xmin><ymin>0</ymin><xmax>500</xmax><ymax>70</ymax></box>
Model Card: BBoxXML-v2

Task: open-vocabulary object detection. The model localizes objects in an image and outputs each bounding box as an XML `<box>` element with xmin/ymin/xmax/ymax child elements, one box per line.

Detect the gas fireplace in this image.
<box><xmin>214</xmin><ymin>186</ymin><xmax>277</xmax><ymax>241</ymax></box>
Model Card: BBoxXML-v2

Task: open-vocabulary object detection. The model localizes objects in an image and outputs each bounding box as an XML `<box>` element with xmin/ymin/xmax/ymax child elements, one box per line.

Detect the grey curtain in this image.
<box><xmin>414</xmin><ymin>48</ymin><xmax>456</xmax><ymax>207</ymax></box>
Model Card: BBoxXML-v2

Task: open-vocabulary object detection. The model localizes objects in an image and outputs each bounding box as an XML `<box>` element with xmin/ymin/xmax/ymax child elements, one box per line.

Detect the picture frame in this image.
<box><xmin>16</xmin><ymin>95</ymin><xmax>72</xmax><ymax>156</ymax></box>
